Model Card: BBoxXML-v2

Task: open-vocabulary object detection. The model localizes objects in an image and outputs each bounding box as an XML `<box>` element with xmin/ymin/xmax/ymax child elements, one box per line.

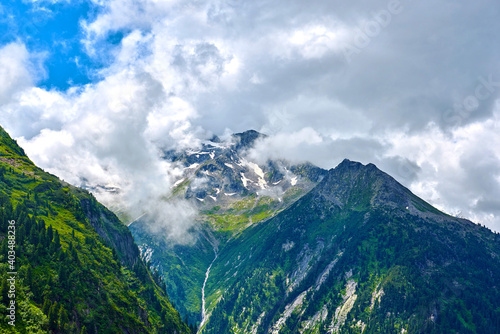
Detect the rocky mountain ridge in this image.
<box><xmin>163</xmin><ymin>130</ymin><xmax>326</xmax><ymax>206</ymax></box>
<box><xmin>200</xmin><ymin>157</ymin><xmax>500</xmax><ymax>333</ymax></box>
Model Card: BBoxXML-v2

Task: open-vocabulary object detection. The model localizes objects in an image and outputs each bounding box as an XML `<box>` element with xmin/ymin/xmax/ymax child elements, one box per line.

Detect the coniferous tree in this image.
<box><xmin>0</xmin><ymin>278</ymin><xmax>8</xmax><ymax>302</ymax></box>
<box><xmin>58</xmin><ymin>306</ymin><xmax>69</xmax><ymax>331</ymax></box>
<box><xmin>25</xmin><ymin>264</ymin><xmax>33</xmax><ymax>288</ymax></box>
<box><xmin>47</xmin><ymin>225</ymin><xmax>53</xmax><ymax>243</ymax></box>
<box><xmin>48</xmin><ymin>301</ymin><xmax>59</xmax><ymax>331</ymax></box>
<box><xmin>42</xmin><ymin>298</ymin><xmax>51</xmax><ymax>315</ymax></box>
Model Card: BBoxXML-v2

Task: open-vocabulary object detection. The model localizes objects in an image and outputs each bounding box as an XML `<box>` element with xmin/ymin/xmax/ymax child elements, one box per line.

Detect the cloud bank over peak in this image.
<box><xmin>1</xmin><ymin>0</ymin><xmax>500</xmax><ymax>233</ymax></box>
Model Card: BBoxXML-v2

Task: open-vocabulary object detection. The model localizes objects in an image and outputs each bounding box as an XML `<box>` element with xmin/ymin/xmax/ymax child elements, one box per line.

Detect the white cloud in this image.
<box><xmin>4</xmin><ymin>56</ymin><xmax>202</xmax><ymax>242</ymax></box>
<box><xmin>247</xmin><ymin>127</ymin><xmax>325</xmax><ymax>164</ymax></box>
<box><xmin>385</xmin><ymin>110</ymin><xmax>500</xmax><ymax>231</ymax></box>
<box><xmin>2</xmin><ymin>0</ymin><xmax>500</xmax><ymax>234</ymax></box>
<box><xmin>286</xmin><ymin>24</ymin><xmax>350</xmax><ymax>59</ymax></box>
<box><xmin>0</xmin><ymin>43</ymin><xmax>34</xmax><ymax>105</ymax></box>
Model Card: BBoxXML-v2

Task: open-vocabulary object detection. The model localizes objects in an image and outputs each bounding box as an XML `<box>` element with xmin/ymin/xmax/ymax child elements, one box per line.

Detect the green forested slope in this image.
<box><xmin>201</xmin><ymin>160</ymin><xmax>500</xmax><ymax>333</ymax></box>
<box><xmin>0</xmin><ymin>126</ymin><xmax>192</xmax><ymax>334</ymax></box>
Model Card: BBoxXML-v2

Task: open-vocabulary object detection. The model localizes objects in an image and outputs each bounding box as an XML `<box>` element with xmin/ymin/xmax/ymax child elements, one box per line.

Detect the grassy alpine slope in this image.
<box><xmin>0</xmin><ymin>126</ymin><xmax>192</xmax><ymax>334</ymax></box>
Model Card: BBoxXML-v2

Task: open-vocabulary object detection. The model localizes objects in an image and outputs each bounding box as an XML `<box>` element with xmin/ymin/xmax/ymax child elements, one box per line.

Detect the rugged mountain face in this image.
<box><xmin>79</xmin><ymin>196</ymin><xmax>141</xmax><ymax>267</ymax></box>
<box><xmin>202</xmin><ymin>159</ymin><xmax>500</xmax><ymax>333</ymax></box>
<box><xmin>0</xmin><ymin>126</ymin><xmax>192</xmax><ymax>334</ymax></box>
<box><xmin>130</xmin><ymin>130</ymin><xmax>326</xmax><ymax>323</ymax></box>
<box><xmin>130</xmin><ymin>130</ymin><xmax>500</xmax><ymax>334</ymax></box>
<box><xmin>161</xmin><ymin>130</ymin><xmax>325</xmax><ymax>204</ymax></box>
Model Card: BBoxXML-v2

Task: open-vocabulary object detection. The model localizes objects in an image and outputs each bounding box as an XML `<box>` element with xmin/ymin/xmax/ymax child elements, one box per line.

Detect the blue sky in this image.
<box><xmin>0</xmin><ymin>0</ymin><xmax>109</xmax><ymax>89</ymax></box>
<box><xmin>0</xmin><ymin>0</ymin><xmax>500</xmax><ymax>233</ymax></box>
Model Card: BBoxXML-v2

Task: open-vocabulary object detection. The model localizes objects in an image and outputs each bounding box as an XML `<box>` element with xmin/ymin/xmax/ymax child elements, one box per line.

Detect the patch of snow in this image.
<box><xmin>291</xmin><ymin>176</ymin><xmax>298</xmax><ymax>186</ymax></box>
<box><xmin>241</xmin><ymin>172</ymin><xmax>251</xmax><ymax>188</ymax></box>
<box><xmin>203</xmin><ymin>140</ymin><xmax>229</xmax><ymax>149</ymax></box>
<box><xmin>196</xmin><ymin>198</ymin><xmax>205</xmax><ymax>202</ymax></box>
<box><xmin>209</xmin><ymin>195</ymin><xmax>217</xmax><ymax>201</ymax></box>
<box><xmin>225</xmin><ymin>193</ymin><xmax>236</xmax><ymax>196</ymax></box>
<box><xmin>186</xmin><ymin>163</ymin><xmax>200</xmax><ymax>169</ymax></box>
<box><xmin>239</xmin><ymin>160</ymin><xmax>267</xmax><ymax>189</ymax></box>
<box><xmin>171</xmin><ymin>178</ymin><xmax>186</xmax><ymax>189</ymax></box>
<box><xmin>257</xmin><ymin>177</ymin><xmax>267</xmax><ymax>189</ymax></box>
<box><xmin>247</xmin><ymin>161</ymin><xmax>265</xmax><ymax>179</ymax></box>
<box><xmin>224</xmin><ymin>163</ymin><xmax>234</xmax><ymax>169</ymax></box>
<box><xmin>209</xmin><ymin>151</ymin><xmax>215</xmax><ymax>159</ymax></box>
<box><xmin>272</xmin><ymin>180</ymin><xmax>282</xmax><ymax>185</ymax></box>
<box><xmin>243</xmin><ymin>160</ymin><xmax>267</xmax><ymax>189</ymax></box>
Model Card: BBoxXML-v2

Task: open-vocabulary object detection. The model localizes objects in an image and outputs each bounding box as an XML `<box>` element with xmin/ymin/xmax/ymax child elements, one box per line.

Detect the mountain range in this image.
<box><xmin>1</xmin><ymin>126</ymin><xmax>499</xmax><ymax>333</ymax></box>
<box><xmin>129</xmin><ymin>130</ymin><xmax>500</xmax><ymax>334</ymax></box>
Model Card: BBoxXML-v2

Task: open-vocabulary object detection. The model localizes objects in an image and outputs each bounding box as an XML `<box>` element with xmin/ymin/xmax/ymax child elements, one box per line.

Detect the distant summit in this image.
<box><xmin>232</xmin><ymin>129</ymin><xmax>265</xmax><ymax>151</ymax></box>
